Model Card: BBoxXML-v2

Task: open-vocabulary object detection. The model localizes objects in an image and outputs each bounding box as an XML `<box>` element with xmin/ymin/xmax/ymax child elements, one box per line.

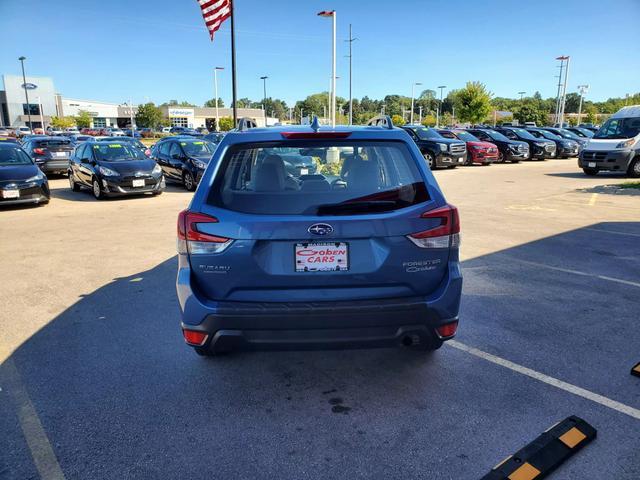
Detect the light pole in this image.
<box><xmin>345</xmin><ymin>24</ymin><xmax>357</xmax><ymax>125</ymax></box>
<box><xmin>18</xmin><ymin>56</ymin><xmax>33</xmax><ymax>131</ymax></box>
<box><xmin>559</xmin><ymin>56</ymin><xmax>570</xmax><ymax>127</ymax></box>
<box><xmin>36</xmin><ymin>96</ymin><xmax>44</xmax><ymax>132</ymax></box>
<box><xmin>410</xmin><ymin>82</ymin><xmax>422</xmax><ymax>124</ymax></box>
<box><xmin>318</xmin><ymin>10</ymin><xmax>337</xmax><ymax>127</ymax></box>
<box><xmin>260</xmin><ymin>76</ymin><xmax>268</xmax><ymax>126</ymax></box>
<box><xmin>418</xmin><ymin>106</ymin><xmax>423</xmax><ymax>124</ymax></box>
<box><xmin>576</xmin><ymin>84</ymin><xmax>589</xmax><ymax>125</ymax></box>
<box><xmin>518</xmin><ymin>91</ymin><xmax>526</xmax><ymax>101</ymax></box>
<box><xmin>214</xmin><ymin>67</ymin><xmax>223</xmax><ymax>131</ymax></box>
<box><xmin>437</xmin><ymin>85</ymin><xmax>446</xmax><ymax>127</ymax></box>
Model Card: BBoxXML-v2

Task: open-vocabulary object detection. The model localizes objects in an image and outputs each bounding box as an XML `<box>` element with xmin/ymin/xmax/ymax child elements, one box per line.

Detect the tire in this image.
<box><xmin>511</xmin><ymin>159</ymin><xmax>520</xmax><ymax>163</ymax></box>
<box><xmin>183</xmin><ymin>171</ymin><xmax>196</xmax><ymax>191</ymax></box>
<box><xmin>69</xmin><ymin>173</ymin><xmax>81</xmax><ymax>192</ymax></box>
<box><xmin>497</xmin><ymin>151</ymin><xmax>505</xmax><ymax>163</ymax></box>
<box><xmin>92</xmin><ymin>177</ymin><xmax>104</xmax><ymax>200</ymax></box>
<box><xmin>423</xmin><ymin>152</ymin><xmax>435</xmax><ymax>169</ymax></box>
<box><xmin>627</xmin><ymin>158</ymin><xmax>640</xmax><ymax>178</ymax></box>
<box><xmin>152</xmin><ymin>190</ymin><xmax>163</xmax><ymax>196</ymax></box>
<box><xmin>582</xmin><ymin>167</ymin><xmax>599</xmax><ymax>176</ymax></box>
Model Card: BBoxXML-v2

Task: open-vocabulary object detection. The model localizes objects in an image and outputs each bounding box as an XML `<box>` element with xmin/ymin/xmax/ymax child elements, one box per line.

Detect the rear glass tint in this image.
<box><xmin>36</xmin><ymin>140</ymin><xmax>72</xmax><ymax>147</ymax></box>
<box><xmin>207</xmin><ymin>141</ymin><xmax>429</xmax><ymax>215</ymax></box>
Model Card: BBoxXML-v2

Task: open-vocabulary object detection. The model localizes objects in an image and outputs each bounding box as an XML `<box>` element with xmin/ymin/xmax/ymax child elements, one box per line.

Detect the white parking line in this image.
<box><xmin>448</xmin><ymin>340</ymin><xmax>640</xmax><ymax>421</ymax></box>
<box><xmin>2</xmin><ymin>359</ymin><xmax>66</xmax><ymax>480</ymax></box>
<box><xmin>508</xmin><ymin>257</ymin><xmax>640</xmax><ymax>288</ymax></box>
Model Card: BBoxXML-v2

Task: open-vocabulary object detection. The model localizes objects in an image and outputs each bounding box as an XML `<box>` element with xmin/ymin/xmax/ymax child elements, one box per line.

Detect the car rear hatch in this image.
<box><xmin>39</xmin><ymin>139</ymin><xmax>73</xmax><ymax>161</ymax></box>
<box><xmin>183</xmin><ymin>138</ymin><xmax>458</xmax><ymax>303</ymax></box>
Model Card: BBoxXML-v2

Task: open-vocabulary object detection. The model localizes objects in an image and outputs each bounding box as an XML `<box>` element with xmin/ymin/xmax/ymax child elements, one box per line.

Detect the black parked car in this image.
<box><xmin>493</xmin><ymin>127</ymin><xmax>556</xmax><ymax>160</ymax></box>
<box><xmin>68</xmin><ymin>140</ymin><xmax>165</xmax><ymax>200</ymax></box>
<box><xmin>526</xmin><ymin>128</ymin><xmax>580</xmax><ymax>158</ymax></box>
<box><xmin>400</xmin><ymin>125</ymin><xmax>467</xmax><ymax>169</ymax></box>
<box><xmin>465</xmin><ymin>128</ymin><xmax>529</xmax><ymax>163</ymax></box>
<box><xmin>566</xmin><ymin>127</ymin><xmax>594</xmax><ymax>139</ymax></box>
<box><xmin>0</xmin><ymin>143</ymin><xmax>50</xmax><ymax>207</ymax></box>
<box><xmin>151</xmin><ymin>137</ymin><xmax>215</xmax><ymax>191</ymax></box>
<box><xmin>20</xmin><ymin>136</ymin><xmax>74</xmax><ymax>175</ymax></box>
<box><xmin>540</xmin><ymin>127</ymin><xmax>587</xmax><ymax>152</ymax></box>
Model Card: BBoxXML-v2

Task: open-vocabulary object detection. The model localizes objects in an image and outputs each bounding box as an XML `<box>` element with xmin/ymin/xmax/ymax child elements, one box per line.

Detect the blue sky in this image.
<box><xmin>1</xmin><ymin>0</ymin><xmax>638</xmax><ymax>106</ymax></box>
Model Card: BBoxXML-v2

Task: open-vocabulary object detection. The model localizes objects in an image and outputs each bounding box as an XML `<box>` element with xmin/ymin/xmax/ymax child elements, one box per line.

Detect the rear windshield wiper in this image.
<box><xmin>316</xmin><ymin>200</ymin><xmax>398</xmax><ymax>216</ymax></box>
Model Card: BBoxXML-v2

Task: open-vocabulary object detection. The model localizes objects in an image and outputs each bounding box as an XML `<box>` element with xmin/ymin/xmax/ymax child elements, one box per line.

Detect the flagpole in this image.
<box><xmin>230</xmin><ymin>0</ymin><xmax>238</xmax><ymax>126</ymax></box>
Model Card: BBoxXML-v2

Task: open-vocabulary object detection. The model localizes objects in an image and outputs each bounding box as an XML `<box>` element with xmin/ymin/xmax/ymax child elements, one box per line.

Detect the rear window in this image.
<box><xmin>36</xmin><ymin>140</ymin><xmax>72</xmax><ymax>147</ymax></box>
<box><xmin>208</xmin><ymin>141</ymin><xmax>429</xmax><ymax>215</ymax></box>
<box><xmin>92</xmin><ymin>143</ymin><xmax>146</xmax><ymax>161</ymax></box>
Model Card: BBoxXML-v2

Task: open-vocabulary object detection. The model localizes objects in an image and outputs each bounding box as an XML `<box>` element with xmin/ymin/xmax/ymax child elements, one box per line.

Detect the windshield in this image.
<box><xmin>453</xmin><ymin>131</ymin><xmax>479</xmax><ymax>142</ymax></box>
<box><xmin>181</xmin><ymin>140</ymin><xmax>214</xmax><ymax>156</ymax></box>
<box><xmin>36</xmin><ymin>140</ymin><xmax>72</xmax><ymax>147</ymax></box>
<box><xmin>92</xmin><ymin>143</ymin><xmax>146</xmax><ymax>161</ymax></box>
<box><xmin>594</xmin><ymin>117</ymin><xmax>640</xmax><ymax>139</ymax></box>
<box><xmin>511</xmin><ymin>129</ymin><xmax>537</xmax><ymax>140</ymax></box>
<box><xmin>411</xmin><ymin>127</ymin><xmax>443</xmax><ymax>140</ymax></box>
<box><xmin>537</xmin><ymin>130</ymin><xmax>561</xmax><ymax>140</ymax></box>
<box><xmin>208</xmin><ymin>141</ymin><xmax>429</xmax><ymax>215</ymax></box>
<box><xmin>574</xmin><ymin>128</ymin><xmax>594</xmax><ymax>138</ymax></box>
<box><xmin>438</xmin><ymin>131</ymin><xmax>456</xmax><ymax>139</ymax></box>
<box><xmin>484</xmin><ymin>130</ymin><xmax>511</xmax><ymax>142</ymax></box>
<box><xmin>0</xmin><ymin>145</ymin><xmax>32</xmax><ymax>165</ymax></box>
<box><xmin>558</xmin><ymin>129</ymin><xmax>581</xmax><ymax>140</ymax></box>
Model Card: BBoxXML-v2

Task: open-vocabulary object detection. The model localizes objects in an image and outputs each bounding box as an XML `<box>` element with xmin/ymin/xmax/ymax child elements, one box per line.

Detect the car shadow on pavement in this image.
<box><xmin>2</xmin><ymin>222</ymin><xmax>640</xmax><ymax>479</ymax></box>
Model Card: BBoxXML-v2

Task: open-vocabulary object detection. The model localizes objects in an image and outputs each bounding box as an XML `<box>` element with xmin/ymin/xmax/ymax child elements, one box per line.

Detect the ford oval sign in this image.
<box><xmin>21</xmin><ymin>83</ymin><xmax>37</xmax><ymax>90</ymax></box>
<box><xmin>308</xmin><ymin>223</ymin><xmax>333</xmax><ymax>236</ymax></box>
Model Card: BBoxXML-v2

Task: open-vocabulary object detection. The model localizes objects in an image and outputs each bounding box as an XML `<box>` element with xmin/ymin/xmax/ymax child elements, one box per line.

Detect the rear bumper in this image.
<box><xmin>37</xmin><ymin>160</ymin><xmax>69</xmax><ymax>173</ymax></box>
<box><xmin>177</xmin><ymin>259</ymin><xmax>463</xmax><ymax>351</ymax></box>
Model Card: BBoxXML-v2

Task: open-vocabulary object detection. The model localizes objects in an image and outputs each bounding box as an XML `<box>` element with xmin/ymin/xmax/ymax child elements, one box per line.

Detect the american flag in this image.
<box><xmin>197</xmin><ymin>0</ymin><xmax>232</xmax><ymax>41</ymax></box>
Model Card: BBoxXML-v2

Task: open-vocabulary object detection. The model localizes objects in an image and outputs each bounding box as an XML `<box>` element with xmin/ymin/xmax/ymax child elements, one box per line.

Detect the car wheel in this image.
<box><xmin>627</xmin><ymin>158</ymin><xmax>640</xmax><ymax>178</ymax></box>
<box><xmin>92</xmin><ymin>177</ymin><xmax>104</xmax><ymax>200</ymax></box>
<box><xmin>69</xmin><ymin>173</ymin><xmax>80</xmax><ymax>192</ymax></box>
<box><xmin>582</xmin><ymin>167</ymin><xmax>599</xmax><ymax>176</ymax></box>
<box><xmin>511</xmin><ymin>159</ymin><xmax>520</xmax><ymax>163</ymax></box>
<box><xmin>423</xmin><ymin>152</ymin><xmax>435</xmax><ymax>169</ymax></box>
<box><xmin>183</xmin><ymin>171</ymin><xmax>196</xmax><ymax>191</ymax></box>
<box><xmin>497</xmin><ymin>151</ymin><xmax>505</xmax><ymax>163</ymax></box>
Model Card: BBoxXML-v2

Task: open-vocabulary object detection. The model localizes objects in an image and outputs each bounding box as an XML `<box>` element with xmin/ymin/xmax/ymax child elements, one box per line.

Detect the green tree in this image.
<box><xmin>218</xmin><ymin>117</ymin><xmax>234</xmax><ymax>131</ymax></box>
<box><xmin>135</xmin><ymin>102</ymin><xmax>163</xmax><ymax>128</ymax></box>
<box><xmin>421</xmin><ymin>114</ymin><xmax>437</xmax><ymax>127</ymax></box>
<box><xmin>585</xmin><ymin>106</ymin><xmax>597</xmax><ymax>125</ymax></box>
<box><xmin>51</xmin><ymin>116</ymin><xmax>75</xmax><ymax>128</ymax></box>
<box><xmin>159</xmin><ymin>100</ymin><xmax>196</xmax><ymax>108</ymax></box>
<box><xmin>391</xmin><ymin>114</ymin><xmax>405</xmax><ymax>126</ymax></box>
<box><xmin>513</xmin><ymin>99</ymin><xmax>548</xmax><ymax>126</ymax></box>
<box><xmin>455</xmin><ymin>82</ymin><xmax>493</xmax><ymax>124</ymax></box>
<box><xmin>204</xmin><ymin>98</ymin><xmax>225</xmax><ymax>108</ymax></box>
<box><xmin>75</xmin><ymin>110</ymin><xmax>92</xmax><ymax>128</ymax></box>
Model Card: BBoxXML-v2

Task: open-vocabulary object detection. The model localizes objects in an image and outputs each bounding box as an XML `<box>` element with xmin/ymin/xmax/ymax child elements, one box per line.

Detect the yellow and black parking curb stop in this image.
<box><xmin>631</xmin><ymin>362</ymin><xmax>640</xmax><ymax>378</ymax></box>
<box><xmin>480</xmin><ymin>416</ymin><xmax>596</xmax><ymax>480</ymax></box>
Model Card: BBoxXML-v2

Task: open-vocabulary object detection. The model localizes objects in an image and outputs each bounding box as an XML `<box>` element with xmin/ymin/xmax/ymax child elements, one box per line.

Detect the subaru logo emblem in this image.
<box><xmin>308</xmin><ymin>223</ymin><xmax>333</xmax><ymax>236</ymax></box>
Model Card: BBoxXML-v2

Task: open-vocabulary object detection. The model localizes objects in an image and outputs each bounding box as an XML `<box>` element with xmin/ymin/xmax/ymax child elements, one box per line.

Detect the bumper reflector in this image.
<box><xmin>631</xmin><ymin>361</ymin><xmax>640</xmax><ymax>378</ymax></box>
<box><xmin>182</xmin><ymin>329</ymin><xmax>208</xmax><ymax>346</ymax></box>
<box><xmin>436</xmin><ymin>321</ymin><xmax>458</xmax><ymax>338</ymax></box>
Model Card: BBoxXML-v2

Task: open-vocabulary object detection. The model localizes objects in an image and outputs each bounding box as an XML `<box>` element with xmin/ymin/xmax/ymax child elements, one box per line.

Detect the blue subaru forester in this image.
<box><xmin>176</xmin><ymin>117</ymin><xmax>462</xmax><ymax>356</ymax></box>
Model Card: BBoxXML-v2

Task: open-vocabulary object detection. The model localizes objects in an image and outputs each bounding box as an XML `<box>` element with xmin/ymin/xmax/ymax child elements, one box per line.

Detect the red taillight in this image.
<box><xmin>436</xmin><ymin>321</ymin><xmax>458</xmax><ymax>338</ymax></box>
<box><xmin>280</xmin><ymin>132</ymin><xmax>352</xmax><ymax>139</ymax></box>
<box><xmin>144</xmin><ymin>148</ymin><xmax>151</xmax><ymax>157</ymax></box>
<box><xmin>177</xmin><ymin>210</ymin><xmax>232</xmax><ymax>254</ymax></box>
<box><xmin>407</xmin><ymin>204</ymin><xmax>460</xmax><ymax>248</ymax></box>
<box><xmin>182</xmin><ymin>329</ymin><xmax>208</xmax><ymax>346</ymax></box>
<box><xmin>33</xmin><ymin>148</ymin><xmax>45</xmax><ymax>155</ymax></box>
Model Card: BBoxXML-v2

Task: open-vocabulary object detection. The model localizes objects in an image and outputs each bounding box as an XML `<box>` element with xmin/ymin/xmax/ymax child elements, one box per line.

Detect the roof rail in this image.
<box><xmin>237</xmin><ymin>117</ymin><xmax>258</xmax><ymax>132</ymax></box>
<box><xmin>366</xmin><ymin>115</ymin><xmax>394</xmax><ymax>129</ymax></box>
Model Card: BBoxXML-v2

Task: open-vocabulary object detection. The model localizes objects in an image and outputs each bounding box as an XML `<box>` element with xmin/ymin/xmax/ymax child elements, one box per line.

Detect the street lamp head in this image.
<box><xmin>317</xmin><ymin>10</ymin><xmax>335</xmax><ymax>17</ymax></box>
<box><xmin>19</xmin><ymin>56</ymin><xmax>26</xmax><ymax>61</ymax></box>
<box><xmin>260</xmin><ymin>76</ymin><xmax>268</xmax><ymax>80</ymax></box>
<box><xmin>438</xmin><ymin>85</ymin><xmax>446</xmax><ymax>89</ymax></box>
<box><xmin>215</xmin><ymin>66</ymin><xmax>224</xmax><ymax>71</ymax></box>
<box><xmin>415</xmin><ymin>82</ymin><xmax>423</xmax><ymax>86</ymax></box>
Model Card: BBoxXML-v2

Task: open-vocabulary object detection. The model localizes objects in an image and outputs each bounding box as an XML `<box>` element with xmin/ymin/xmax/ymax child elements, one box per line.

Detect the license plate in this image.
<box><xmin>295</xmin><ymin>242</ymin><xmax>348</xmax><ymax>272</ymax></box>
<box><xmin>132</xmin><ymin>179</ymin><xmax>145</xmax><ymax>187</ymax></box>
<box><xmin>300</xmin><ymin>168</ymin><xmax>309</xmax><ymax>175</ymax></box>
<box><xmin>54</xmin><ymin>152</ymin><xmax>67</xmax><ymax>158</ymax></box>
<box><xmin>2</xmin><ymin>189</ymin><xmax>20</xmax><ymax>199</ymax></box>
<box><xmin>588</xmin><ymin>162</ymin><xmax>596</xmax><ymax>167</ymax></box>
<box><xmin>458</xmin><ymin>157</ymin><xmax>464</xmax><ymax>163</ymax></box>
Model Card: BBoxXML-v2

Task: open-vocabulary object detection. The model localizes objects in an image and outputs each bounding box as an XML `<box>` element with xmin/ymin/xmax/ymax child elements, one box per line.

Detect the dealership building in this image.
<box><xmin>1</xmin><ymin>74</ymin><xmax>274</xmax><ymax>129</ymax></box>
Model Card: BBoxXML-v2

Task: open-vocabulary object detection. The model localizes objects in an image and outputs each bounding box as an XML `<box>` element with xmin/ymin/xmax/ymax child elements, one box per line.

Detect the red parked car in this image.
<box><xmin>438</xmin><ymin>129</ymin><xmax>499</xmax><ymax>165</ymax></box>
<box><xmin>80</xmin><ymin>127</ymin><xmax>101</xmax><ymax>136</ymax></box>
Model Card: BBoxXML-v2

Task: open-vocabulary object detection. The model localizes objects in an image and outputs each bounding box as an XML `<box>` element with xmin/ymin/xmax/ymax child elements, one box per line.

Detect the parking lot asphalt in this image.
<box><xmin>1</xmin><ymin>160</ymin><xmax>639</xmax><ymax>479</ymax></box>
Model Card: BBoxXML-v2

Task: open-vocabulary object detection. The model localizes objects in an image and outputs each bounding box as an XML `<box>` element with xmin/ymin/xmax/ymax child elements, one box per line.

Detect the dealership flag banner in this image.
<box><xmin>197</xmin><ymin>0</ymin><xmax>238</xmax><ymax>124</ymax></box>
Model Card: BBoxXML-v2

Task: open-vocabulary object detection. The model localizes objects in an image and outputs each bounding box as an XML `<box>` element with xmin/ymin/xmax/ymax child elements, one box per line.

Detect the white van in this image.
<box><xmin>579</xmin><ymin>105</ymin><xmax>640</xmax><ymax>177</ymax></box>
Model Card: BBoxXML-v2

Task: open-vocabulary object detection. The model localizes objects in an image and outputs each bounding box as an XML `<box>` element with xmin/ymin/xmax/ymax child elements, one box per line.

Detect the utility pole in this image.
<box><xmin>345</xmin><ymin>24</ymin><xmax>357</xmax><ymax>126</ymax></box>
<box><xmin>518</xmin><ymin>91</ymin><xmax>526</xmax><ymax>101</ymax></box>
<box><xmin>18</xmin><ymin>56</ymin><xmax>32</xmax><ymax>131</ymax></box>
<box><xmin>437</xmin><ymin>85</ymin><xmax>446</xmax><ymax>127</ymax></box>
<box><xmin>214</xmin><ymin>67</ymin><xmax>223</xmax><ymax>131</ymax></box>
<box><xmin>419</xmin><ymin>106</ymin><xmax>423</xmax><ymax>124</ymax></box>
<box><xmin>410</xmin><ymin>82</ymin><xmax>422</xmax><ymax>124</ymax></box>
<box><xmin>260</xmin><ymin>76</ymin><xmax>268</xmax><ymax>126</ymax></box>
<box><xmin>554</xmin><ymin>56</ymin><xmax>569</xmax><ymax>125</ymax></box>
<box><xmin>576</xmin><ymin>84</ymin><xmax>589</xmax><ymax>125</ymax></box>
<box><xmin>559</xmin><ymin>56</ymin><xmax>570</xmax><ymax>127</ymax></box>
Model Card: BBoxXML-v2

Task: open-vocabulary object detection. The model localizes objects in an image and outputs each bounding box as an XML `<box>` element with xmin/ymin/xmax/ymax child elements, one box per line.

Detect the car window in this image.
<box><xmin>502</xmin><ymin>130</ymin><xmax>517</xmax><ymax>139</ymax></box>
<box><xmin>91</xmin><ymin>143</ymin><xmax>145</xmax><ymax>161</ymax></box>
<box><xmin>158</xmin><ymin>141</ymin><xmax>171</xmax><ymax>156</ymax></box>
<box><xmin>180</xmin><ymin>140</ymin><xmax>214</xmax><ymax>156</ymax></box>
<box><xmin>0</xmin><ymin>146</ymin><xmax>33</xmax><ymax>165</ymax></box>
<box><xmin>438</xmin><ymin>131</ymin><xmax>456</xmax><ymax>139</ymax></box>
<box><xmin>453</xmin><ymin>131</ymin><xmax>479</xmax><ymax>142</ymax></box>
<box><xmin>169</xmin><ymin>143</ymin><xmax>182</xmax><ymax>159</ymax></box>
<box><xmin>208</xmin><ymin>140</ymin><xmax>429</xmax><ymax>216</ymax></box>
